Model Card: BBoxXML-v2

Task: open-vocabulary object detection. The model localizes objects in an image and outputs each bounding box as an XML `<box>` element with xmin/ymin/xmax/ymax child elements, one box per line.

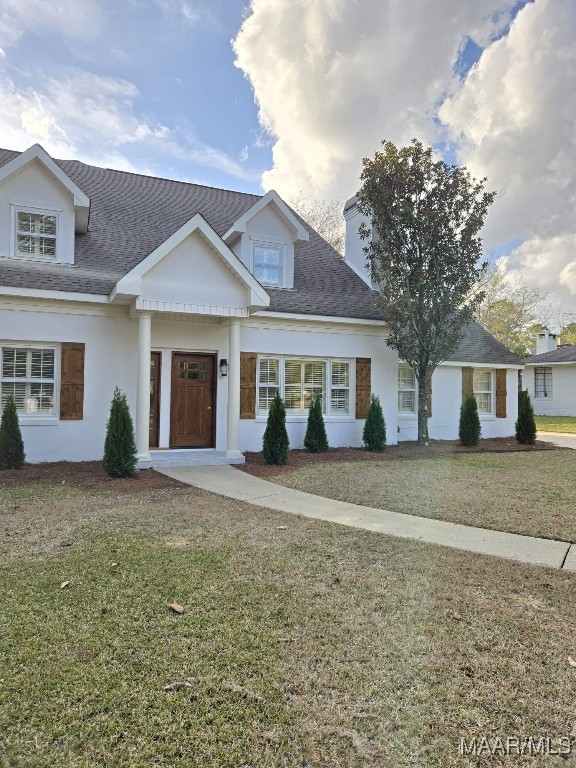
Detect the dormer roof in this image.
<box><xmin>0</xmin><ymin>144</ymin><xmax>90</xmax><ymax>233</ymax></box>
<box><xmin>222</xmin><ymin>189</ymin><xmax>309</xmax><ymax>246</ymax></box>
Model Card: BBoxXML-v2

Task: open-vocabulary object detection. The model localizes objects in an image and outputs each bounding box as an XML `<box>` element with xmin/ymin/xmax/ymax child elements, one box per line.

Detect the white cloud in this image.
<box><xmin>0</xmin><ymin>66</ymin><xmax>259</xmax><ymax>183</ymax></box>
<box><xmin>0</xmin><ymin>0</ymin><xmax>101</xmax><ymax>51</ymax></box>
<box><xmin>440</xmin><ymin>0</ymin><xmax>576</xmax><ymax>311</ymax></box>
<box><xmin>233</xmin><ymin>0</ymin><xmax>519</xmax><ymax>200</ymax></box>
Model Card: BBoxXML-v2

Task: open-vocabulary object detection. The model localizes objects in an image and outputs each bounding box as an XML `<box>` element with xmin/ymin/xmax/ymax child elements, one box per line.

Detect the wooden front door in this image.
<box><xmin>170</xmin><ymin>353</ymin><xmax>215</xmax><ymax>448</ymax></box>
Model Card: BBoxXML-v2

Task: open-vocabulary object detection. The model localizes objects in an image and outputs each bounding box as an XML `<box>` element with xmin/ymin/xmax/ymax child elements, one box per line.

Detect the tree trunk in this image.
<box><xmin>416</xmin><ymin>369</ymin><xmax>430</xmax><ymax>445</ymax></box>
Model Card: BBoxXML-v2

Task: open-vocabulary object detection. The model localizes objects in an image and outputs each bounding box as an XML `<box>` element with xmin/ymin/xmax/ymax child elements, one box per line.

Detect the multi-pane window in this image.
<box><xmin>1</xmin><ymin>347</ymin><xmax>56</xmax><ymax>415</ymax></box>
<box><xmin>398</xmin><ymin>365</ymin><xmax>416</xmax><ymax>413</ymax></box>
<box><xmin>473</xmin><ymin>369</ymin><xmax>493</xmax><ymax>414</ymax></box>
<box><xmin>15</xmin><ymin>211</ymin><xmax>57</xmax><ymax>258</ymax></box>
<box><xmin>253</xmin><ymin>243</ymin><xmax>283</xmax><ymax>285</ymax></box>
<box><xmin>534</xmin><ymin>366</ymin><xmax>553</xmax><ymax>398</ymax></box>
<box><xmin>257</xmin><ymin>357</ymin><xmax>351</xmax><ymax>416</ymax></box>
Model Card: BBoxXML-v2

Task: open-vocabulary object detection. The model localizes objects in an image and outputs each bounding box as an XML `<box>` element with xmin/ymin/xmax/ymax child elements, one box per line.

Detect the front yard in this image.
<box><xmin>246</xmin><ymin>449</ymin><xmax>576</xmax><ymax>542</ymax></box>
<box><xmin>1</xmin><ymin>471</ymin><xmax>576</xmax><ymax>767</ymax></box>
<box><xmin>535</xmin><ymin>415</ymin><xmax>576</xmax><ymax>434</ymax></box>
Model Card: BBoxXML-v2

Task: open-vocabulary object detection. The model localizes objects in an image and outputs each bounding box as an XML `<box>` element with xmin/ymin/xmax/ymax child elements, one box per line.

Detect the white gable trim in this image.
<box><xmin>111</xmin><ymin>212</ymin><xmax>270</xmax><ymax>313</ymax></box>
<box><xmin>223</xmin><ymin>190</ymin><xmax>309</xmax><ymax>246</ymax></box>
<box><xmin>0</xmin><ymin>144</ymin><xmax>90</xmax><ymax>233</ymax></box>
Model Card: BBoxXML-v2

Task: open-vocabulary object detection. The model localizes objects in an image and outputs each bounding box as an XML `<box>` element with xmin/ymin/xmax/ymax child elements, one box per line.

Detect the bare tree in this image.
<box><xmin>289</xmin><ymin>193</ymin><xmax>345</xmax><ymax>255</ymax></box>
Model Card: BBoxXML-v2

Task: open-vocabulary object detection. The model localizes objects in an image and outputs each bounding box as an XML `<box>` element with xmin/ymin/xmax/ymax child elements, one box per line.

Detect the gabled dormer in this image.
<box><xmin>223</xmin><ymin>190</ymin><xmax>309</xmax><ymax>289</ymax></box>
<box><xmin>0</xmin><ymin>144</ymin><xmax>90</xmax><ymax>266</ymax></box>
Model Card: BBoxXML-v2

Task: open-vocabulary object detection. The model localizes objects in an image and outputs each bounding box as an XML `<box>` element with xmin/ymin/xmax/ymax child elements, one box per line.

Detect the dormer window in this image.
<box><xmin>14</xmin><ymin>209</ymin><xmax>58</xmax><ymax>260</ymax></box>
<box><xmin>253</xmin><ymin>241</ymin><xmax>284</xmax><ymax>286</ymax></box>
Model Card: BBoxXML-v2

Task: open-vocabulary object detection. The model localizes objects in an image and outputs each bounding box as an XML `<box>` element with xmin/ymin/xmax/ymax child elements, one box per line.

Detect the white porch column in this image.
<box><xmin>226</xmin><ymin>318</ymin><xmax>242</xmax><ymax>458</ymax></box>
<box><xmin>136</xmin><ymin>311</ymin><xmax>152</xmax><ymax>459</ymax></box>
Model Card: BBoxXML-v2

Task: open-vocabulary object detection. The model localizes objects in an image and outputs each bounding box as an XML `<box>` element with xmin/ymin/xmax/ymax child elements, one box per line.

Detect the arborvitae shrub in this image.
<box><xmin>103</xmin><ymin>387</ymin><xmax>137</xmax><ymax>478</ymax></box>
<box><xmin>362</xmin><ymin>394</ymin><xmax>386</xmax><ymax>452</ymax></box>
<box><xmin>262</xmin><ymin>391</ymin><xmax>289</xmax><ymax>465</ymax></box>
<box><xmin>304</xmin><ymin>395</ymin><xmax>329</xmax><ymax>453</ymax></box>
<box><xmin>0</xmin><ymin>395</ymin><xmax>25</xmax><ymax>470</ymax></box>
<box><xmin>516</xmin><ymin>389</ymin><xmax>537</xmax><ymax>445</ymax></box>
<box><xmin>459</xmin><ymin>394</ymin><xmax>481</xmax><ymax>446</ymax></box>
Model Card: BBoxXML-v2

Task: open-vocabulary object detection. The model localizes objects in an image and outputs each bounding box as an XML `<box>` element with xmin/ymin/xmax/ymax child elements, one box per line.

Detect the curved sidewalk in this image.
<box><xmin>158</xmin><ymin>465</ymin><xmax>575</xmax><ymax>571</ymax></box>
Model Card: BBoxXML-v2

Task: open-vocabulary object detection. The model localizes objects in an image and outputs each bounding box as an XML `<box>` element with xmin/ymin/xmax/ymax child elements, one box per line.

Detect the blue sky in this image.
<box><xmin>1</xmin><ymin>0</ymin><xmax>575</xmax><ymax>312</ymax></box>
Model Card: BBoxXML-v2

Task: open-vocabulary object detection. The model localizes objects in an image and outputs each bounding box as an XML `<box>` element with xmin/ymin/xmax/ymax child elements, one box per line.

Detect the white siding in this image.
<box><xmin>523</xmin><ymin>364</ymin><xmax>576</xmax><ymax>416</ymax></box>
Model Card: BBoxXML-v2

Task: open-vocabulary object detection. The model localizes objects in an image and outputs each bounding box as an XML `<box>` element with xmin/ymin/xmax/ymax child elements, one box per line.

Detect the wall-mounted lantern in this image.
<box><xmin>219</xmin><ymin>358</ymin><xmax>229</xmax><ymax>377</ymax></box>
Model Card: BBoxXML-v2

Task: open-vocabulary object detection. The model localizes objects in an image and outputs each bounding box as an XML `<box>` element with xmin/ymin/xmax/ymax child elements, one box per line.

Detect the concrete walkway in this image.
<box><xmin>537</xmin><ymin>431</ymin><xmax>576</xmax><ymax>450</ymax></box>
<box><xmin>158</xmin><ymin>465</ymin><xmax>575</xmax><ymax>571</ymax></box>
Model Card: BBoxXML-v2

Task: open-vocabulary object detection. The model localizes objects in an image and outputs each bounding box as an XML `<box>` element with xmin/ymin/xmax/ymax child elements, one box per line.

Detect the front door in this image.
<box><xmin>170</xmin><ymin>353</ymin><xmax>215</xmax><ymax>448</ymax></box>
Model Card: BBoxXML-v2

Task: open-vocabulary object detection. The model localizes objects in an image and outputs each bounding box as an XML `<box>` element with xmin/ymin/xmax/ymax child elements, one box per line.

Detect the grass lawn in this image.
<box><xmin>1</xmin><ymin>479</ymin><xmax>576</xmax><ymax>766</ymax></box>
<box><xmin>266</xmin><ymin>451</ymin><xmax>576</xmax><ymax>542</ymax></box>
<box><xmin>535</xmin><ymin>416</ymin><xmax>576</xmax><ymax>434</ymax></box>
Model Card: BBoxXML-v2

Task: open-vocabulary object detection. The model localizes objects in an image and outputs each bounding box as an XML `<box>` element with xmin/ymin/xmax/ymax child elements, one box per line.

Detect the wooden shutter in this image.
<box><xmin>496</xmin><ymin>369</ymin><xmax>507</xmax><ymax>418</ymax></box>
<box><xmin>60</xmin><ymin>342</ymin><xmax>85</xmax><ymax>420</ymax></box>
<box><xmin>240</xmin><ymin>352</ymin><xmax>257</xmax><ymax>419</ymax></box>
<box><xmin>355</xmin><ymin>358</ymin><xmax>371</xmax><ymax>419</ymax></box>
<box><xmin>426</xmin><ymin>372</ymin><xmax>432</xmax><ymax>418</ymax></box>
<box><xmin>462</xmin><ymin>367</ymin><xmax>474</xmax><ymax>399</ymax></box>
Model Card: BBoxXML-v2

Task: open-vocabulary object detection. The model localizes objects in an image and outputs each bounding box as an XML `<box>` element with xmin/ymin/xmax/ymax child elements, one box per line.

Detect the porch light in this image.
<box><xmin>219</xmin><ymin>358</ymin><xmax>229</xmax><ymax>377</ymax></box>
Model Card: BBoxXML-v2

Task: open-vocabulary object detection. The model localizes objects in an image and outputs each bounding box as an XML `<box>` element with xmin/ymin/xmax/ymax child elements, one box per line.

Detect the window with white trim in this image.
<box><xmin>473</xmin><ymin>369</ymin><xmax>493</xmax><ymax>414</ymax></box>
<box><xmin>398</xmin><ymin>365</ymin><xmax>416</xmax><ymax>413</ymax></box>
<box><xmin>1</xmin><ymin>346</ymin><xmax>57</xmax><ymax>415</ymax></box>
<box><xmin>253</xmin><ymin>242</ymin><xmax>283</xmax><ymax>286</ymax></box>
<box><xmin>257</xmin><ymin>357</ymin><xmax>351</xmax><ymax>416</ymax></box>
<box><xmin>534</xmin><ymin>366</ymin><xmax>553</xmax><ymax>398</ymax></box>
<box><xmin>14</xmin><ymin>210</ymin><xmax>58</xmax><ymax>259</ymax></box>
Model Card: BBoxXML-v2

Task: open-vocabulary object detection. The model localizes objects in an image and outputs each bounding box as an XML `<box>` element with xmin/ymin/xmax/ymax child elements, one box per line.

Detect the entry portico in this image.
<box><xmin>111</xmin><ymin>213</ymin><xmax>269</xmax><ymax>465</ymax></box>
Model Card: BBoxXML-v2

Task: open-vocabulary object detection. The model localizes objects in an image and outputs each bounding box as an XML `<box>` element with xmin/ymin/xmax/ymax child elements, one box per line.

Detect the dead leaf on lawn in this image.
<box><xmin>568</xmin><ymin>656</ymin><xmax>576</xmax><ymax>668</ymax></box>
<box><xmin>163</xmin><ymin>681</ymin><xmax>193</xmax><ymax>692</ymax></box>
<box><xmin>452</xmin><ymin>611</ymin><xmax>462</xmax><ymax>620</ymax></box>
<box><xmin>168</xmin><ymin>603</ymin><xmax>184</xmax><ymax>614</ymax></box>
<box><xmin>165</xmin><ymin>538</ymin><xmax>189</xmax><ymax>549</ymax></box>
<box><xmin>60</xmin><ymin>581</ymin><xmax>71</xmax><ymax>589</ymax></box>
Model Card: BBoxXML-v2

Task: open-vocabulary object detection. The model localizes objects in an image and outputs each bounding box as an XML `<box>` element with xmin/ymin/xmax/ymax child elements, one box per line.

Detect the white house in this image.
<box><xmin>0</xmin><ymin>144</ymin><xmax>522</xmax><ymax>467</ymax></box>
<box><xmin>522</xmin><ymin>331</ymin><xmax>576</xmax><ymax>416</ymax></box>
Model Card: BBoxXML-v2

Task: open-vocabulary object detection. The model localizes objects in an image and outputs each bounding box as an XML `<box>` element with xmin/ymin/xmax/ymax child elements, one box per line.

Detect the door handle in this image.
<box><xmin>207</xmin><ymin>406</ymin><xmax>212</xmax><ymax>410</ymax></box>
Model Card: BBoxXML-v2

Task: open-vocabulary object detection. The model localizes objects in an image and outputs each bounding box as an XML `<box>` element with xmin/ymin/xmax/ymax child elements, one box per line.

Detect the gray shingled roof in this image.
<box><xmin>0</xmin><ymin>147</ymin><xmax>382</xmax><ymax>321</ymax></box>
<box><xmin>522</xmin><ymin>346</ymin><xmax>576</xmax><ymax>364</ymax></box>
<box><xmin>0</xmin><ymin>147</ymin><xmax>521</xmax><ymax>365</ymax></box>
<box><xmin>449</xmin><ymin>321</ymin><xmax>522</xmax><ymax>365</ymax></box>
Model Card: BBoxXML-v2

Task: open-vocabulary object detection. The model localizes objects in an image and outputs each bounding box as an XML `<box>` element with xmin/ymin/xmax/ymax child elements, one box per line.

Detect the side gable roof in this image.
<box><xmin>0</xmin><ymin>144</ymin><xmax>90</xmax><ymax>232</ymax></box>
<box><xmin>522</xmin><ymin>346</ymin><xmax>576</xmax><ymax>364</ymax></box>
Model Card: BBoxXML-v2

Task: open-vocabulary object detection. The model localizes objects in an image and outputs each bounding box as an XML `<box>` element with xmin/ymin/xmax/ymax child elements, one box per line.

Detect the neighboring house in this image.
<box><xmin>522</xmin><ymin>331</ymin><xmax>576</xmax><ymax>416</ymax></box>
<box><xmin>0</xmin><ymin>144</ymin><xmax>522</xmax><ymax>467</ymax></box>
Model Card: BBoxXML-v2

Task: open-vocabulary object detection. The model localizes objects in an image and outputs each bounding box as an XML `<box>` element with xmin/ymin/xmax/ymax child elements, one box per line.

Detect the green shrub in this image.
<box><xmin>103</xmin><ymin>387</ymin><xmax>137</xmax><ymax>478</ymax></box>
<box><xmin>516</xmin><ymin>389</ymin><xmax>537</xmax><ymax>445</ymax></box>
<box><xmin>0</xmin><ymin>395</ymin><xmax>25</xmax><ymax>470</ymax></box>
<box><xmin>262</xmin><ymin>391</ymin><xmax>289</xmax><ymax>465</ymax></box>
<box><xmin>459</xmin><ymin>394</ymin><xmax>481</xmax><ymax>446</ymax></box>
<box><xmin>362</xmin><ymin>394</ymin><xmax>386</xmax><ymax>452</ymax></box>
<box><xmin>304</xmin><ymin>395</ymin><xmax>329</xmax><ymax>453</ymax></box>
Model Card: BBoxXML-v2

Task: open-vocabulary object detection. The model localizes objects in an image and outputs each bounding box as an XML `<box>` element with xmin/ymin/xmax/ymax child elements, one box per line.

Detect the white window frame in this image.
<box><xmin>0</xmin><ymin>343</ymin><xmax>59</xmax><ymax>422</ymax></box>
<box><xmin>473</xmin><ymin>368</ymin><xmax>493</xmax><ymax>415</ymax></box>
<box><xmin>252</xmin><ymin>240</ymin><xmax>285</xmax><ymax>287</ymax></box>
<box><xmin>257</xmin><ymin>356</ymin><xmax>353</xmax><ymax>419</ymax></box>
<box><xmin>534</xmin><ymin>366</ymin><xmax>553</xmax><ymax>399</ymax></box>
<box><xmin>398</xmin><ymin>364</ymin><xmax>417</xmax><ymax>414</ymax></box>
<box><xmin>10</xmin><ymin>205</ymin><xmax>59</xmax><ymax>262</ymax></box>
